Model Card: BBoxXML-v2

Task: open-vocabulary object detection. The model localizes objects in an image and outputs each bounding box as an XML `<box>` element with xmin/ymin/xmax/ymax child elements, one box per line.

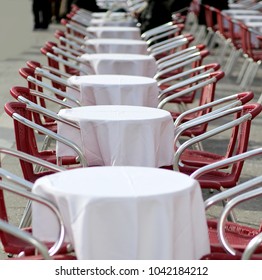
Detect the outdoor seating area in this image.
<box><xmin>0</xmin><ymin>0</ymin><xmax>261</xmax><ymax>261</ymax></box>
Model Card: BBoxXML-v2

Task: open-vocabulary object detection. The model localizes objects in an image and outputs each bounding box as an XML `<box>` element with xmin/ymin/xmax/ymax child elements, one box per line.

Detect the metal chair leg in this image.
<box><xmin>19</xmin><ymin>200</ymin><xmax>32</xmax><ymax>228</ymax></box>
<box><xmin>236</xmin><ymin>57</ymin><xmax>251</xmax><ymax>85</ymax></box>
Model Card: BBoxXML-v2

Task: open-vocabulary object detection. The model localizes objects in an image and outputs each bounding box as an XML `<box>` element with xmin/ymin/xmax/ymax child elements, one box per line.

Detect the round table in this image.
<box><xmin>89</xmin><ymin>17</ymin><xmax>137</xmax><ymax>27</ymax></box>
<box><xmin>86</xmin><ymin>26</ymin><xmax>142</xmax><ymax>39</ymax></box>
<box><xmin>80</xmin><ymin>53</ymin><xmax>157</xmax><ymax>77</ymax></box>
<box><xmin>57</xmin><ymin>105</ymin><xmax>174</xmax><ymax>167</ymax></box>
<box><xmin>32</xmin><ymin>166</ymin><xmax>210</xmax><ymax>260</ymax></box>
<box><xmin>66</xmin><ymin>74</ymin><xmax>159</xmax><ymax>107</ymax></box>
<box><xmin>83</xmin><ymin>38</ymin><xmax>148</xmax><ymax>54</ymax></box>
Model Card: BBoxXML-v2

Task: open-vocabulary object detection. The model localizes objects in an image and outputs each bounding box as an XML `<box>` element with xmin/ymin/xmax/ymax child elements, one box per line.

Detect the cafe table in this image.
<box><xmin>57</xmin><ymin>105</ymin><xmax>174</xmax><ymax>167</ymax></box>
<box><xmin>91</xmin><ymin>12</ymin><xmax>128</xmax><ymax>19</ymax></box>
<box><xmin>89</xmin><ymin>17</ymin><xmax>137</xmax><ymax>27</ymax></box>
<box><xmin>66</xmin><ymin>74</ymin><xmax>159</xmax><ymax>107</ymax></box>
<box><xmin>83</xmin><ymin>38</ymin><xmax>149</xmax><ymax>54</ymax></box>
<box><xmin>80</xmin><ymin>53</ymin><xmax>158</xmax><ymax>77</ymax></box>
<box><xmin>85</xmin><ymin>26</ymin><xmax>142</xmax><ymax>39</ymax></box>
<box><xmin>223</xmin><ymin>9</ymin><xmax>261</xmax><ymax>15</ymax></box>
<box><xmin>32</xmin><ymin>166</ymin><xmax>210</xmax><ymax>260</ymax></box>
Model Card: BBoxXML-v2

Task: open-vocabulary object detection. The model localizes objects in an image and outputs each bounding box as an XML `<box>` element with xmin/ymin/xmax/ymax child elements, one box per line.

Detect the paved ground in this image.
<box><xmin>0</xmin><ymin>3</ymin><xmax>261</xmax><ymax>259</ymax></box>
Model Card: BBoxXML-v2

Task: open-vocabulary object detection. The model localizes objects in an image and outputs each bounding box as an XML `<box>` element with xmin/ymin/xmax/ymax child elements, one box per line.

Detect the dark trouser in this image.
<box><xmin>32</xmin><ymin>0</ymin><xmax>52</xmax><ymax>28</ymax></box>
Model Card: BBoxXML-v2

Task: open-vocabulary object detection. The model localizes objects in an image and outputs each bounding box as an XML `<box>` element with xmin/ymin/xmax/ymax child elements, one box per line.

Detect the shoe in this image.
<box><xmin>33</xmin><ymin>23</ymin><xmax>48</xmax><ymax>31</ymax></box>
<box><xmin>33</xmin><ymin>23</ymin><xmax>42</xmax><ymax>30</ymax></box>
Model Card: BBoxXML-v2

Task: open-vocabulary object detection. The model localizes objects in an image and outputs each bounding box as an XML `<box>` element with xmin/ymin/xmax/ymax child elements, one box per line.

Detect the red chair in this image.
<box><xmin>203</xmin><ymin>5</ymin><xmax>219</xmax><ymax>48</ymax></box>
<box><xmin>40</xmin><ymin>45</ymin><xmax>84</xmax><ymax>76</ymax></box>
<box><xmin>42</xmin><ymin>42</ymin><xmax>81</xmax><ymax>76</ymax></box>
<box><xmin>4</xmin><ymin>101</ymin><xmax>87</xmax><ymax>168</ymax></box>
<box><xmin>191</xmin><ymin>154</ymin><xmax>262</xmax><ymax>255</ymax></box>
<box><xmin>54</xmin><ymin>29</ymin><xmax>86</xmax><ymax>54</ymax></box>
<box><xmin>173</xmin><ymin>91</ymin><xmax>254</xmax><ymax>142</ymax></box>
<box><xmin>237</xmin><ymin>22</ymin><xmax>262</xmax><ymax>90</ymax></box>
<box><xmin>19</xmin><ymin>66</ymin><xmax>79</xmax><ymax>104</ymax></box>
<box><xmin>223</xmin><ymin>16</ymin><xmax>243</xmax><ymax>76</ymax></box>
<box><xmin>0</xmin><ymin>151</ymin><xmax>74</xmax><ymax>257</ymax></box>
<box><xmin>213</xmin><ymin>8</ymin><xmax>234</xmax><ymax>65</ymax></box>
<box><xmin>174</xmin><ymin>103</ymin><xmax>262</xmax><ymax>190</ymax></box>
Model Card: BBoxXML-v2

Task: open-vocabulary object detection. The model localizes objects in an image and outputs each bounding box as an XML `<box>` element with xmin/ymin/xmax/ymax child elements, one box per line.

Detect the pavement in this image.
<box><xmin>0</xmin><ymin>3</ymin><xmax>261</xmax><ymax>259</ymax></box>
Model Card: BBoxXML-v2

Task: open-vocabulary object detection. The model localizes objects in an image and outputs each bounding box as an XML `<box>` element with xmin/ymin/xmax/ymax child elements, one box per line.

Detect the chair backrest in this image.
<box><xmin>158</xmin><ymin>64</ymin><xmax>222</xmax><ymax>108</ymax></box>
<box><xmin>146</xmin><ymin>23</ymin><xmax>185</xmax><ymax>46</ymax></box>
<box><xmin>240</xmin><ymin>23</ymin><xmax>261</xmax><ymax>61</ymax></box>
<box><xmin>204</xmin><ymin>5</ymin><xmax>217</xmax><ymax>29</ymax></box>
<box><xmin>236</xmin><ymin>21</ymin><xmax>250</xmax><ymax>58</ymax></box>
<box><xmin>215</xmin><ymin>8</ymin><xmax>230</xmax><ymax>40</ymax></box>
<box><xmin>174</xmin><ymin>91</ymin><xmax>255</xmax><ymax>128</ymax></box>
<box><xmin>149</xmin><ymin>34</ymin><xmax>195</xmax><ymax>59</ymax></box>
<box><xmin>141</xmin><ymin>21</ymin><xmax>180</xmax><ymax>41</ymax></box>
<box><xmin>155</xmin><ymin>48</ymin><xmax>209</xmax><ymax>81</ymax></box>
<box><xmin>174</xmin><ymin>103</ymin><xmax>262</xmax><ymax>185</ymax></box>
<box><xmin>4</xmin><ymin>102</ymin><xmax>87</xmax><ymax>168</ymax></box>
<box><xmin>42</xmin><ymin>42</ymin><xmax>79</xmax><ymax>77</ymax></box>
<box><xmin>227</xmin><ymin>16</ymin><xmax>242</xmax><ymax>49</ymax></box>
<box><xmin>4</xmin><ymin>101</ymin><xmax>57</xmax><ymax>182</ymax></box>
<box><xmin>41</xmin><ymin>46</ymin><xmax>84</xmax><ymax>75</ymax></box>
<box><xmin>19</xmin><ymin>66</ymin><xmax>80</xmax><ymax>105</ymax></box>
<box><xmin>19</xmin><ymin>67</ymin><xmax>63</xmax><ymax>123</ymax></box>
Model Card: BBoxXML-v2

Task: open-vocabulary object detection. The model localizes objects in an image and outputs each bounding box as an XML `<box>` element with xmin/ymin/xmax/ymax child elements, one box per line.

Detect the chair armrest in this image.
<box><xmin>0</xmin><ymin>180</ymin><xmax>67</xmax><ymax>257</ymax></box>
<box><xmin>41</xmin><ymin>65</ymin><xmax>72</xmax><ymax>79</ymax></box>
<box><xmin>0</xmin><ymin>219</ymin><xmax>51</xmax><ymax>259</ymax></box>
<box><xmin>218</xmin><ymin>182</ymin><xmax>262</xmax><ymax>256</ymax></box>
<box><xmin>0</xmin><ymin>147</ymin><xmax>66</xmax><ymax>189</ymax></box>
<box><xmin>156</xmin><ymin>44</ymin><xmax>206</xmax><ymax>66</ymax></box>
<box><xmin>34</xmin><ymin>67</ymin><xmax>78</xmax><ymax>91</ymax></box>
<box><xmin>46</xmin><ymin>52</ymin><xmax>86</xmax><ymax>74</ymax></box>
<box><xmin>18</xmin><ymin>96</ymin><xmax>79</xmax><ymax>129</ymax></box>
<box><xmin>27</xmin><ymin>76</ymin><xmax>81</xmax><ymax>106</ymax></box>
<box><xmin>174</xmin><ymin>91</ymin><xmax>252</xmax><ymax>128</ymax></box>
<box><xmin>173</xmin><ymin>107</ymin><xmax>252</xmax><ymax>170</ymax></box>
<box><xmin>242</xmin><ymin>231</ymin><xmax>262</xmax><ymax>260</ymax></box>
<box><xmin>157</xmin><ymin>72</ymin><xmax>217</xmax><ymax>108</ymax></box>
<box><xmin>146</xmin><ymin>25</ymin><xmax>182</xmax><ymax>46</ymax></box>
<box><xmin>150</xmin><ymin>38</ymin><xmax>190</xmax><ymax>57</ymax></box>
<box><xmin>189</xmin><ymin>148</ymin><xmax>262</xmax><ymax>208</ymax></box>
<box><xmin>29</xmin><ymin>90</ymin><xmax>72</xmax><ymax>108</ymax></box>
<box><xmin>158</xmin><ymin>62</ymin><xmax>220</xmax><ymax>86</ymax></box>
<box><xmin>52</xmin><ymin>46</ymin><xmax>82</xmax><ymax>63</ymax></box>
<box><xmin>141</xmin><ymin>22</ymin><xmax>174</xmax><ymax>40</ymax></box>
<box><xmin>12</xmin><ymin>112</ymin><xmax>88</xmax><ymax>167</ymax></box>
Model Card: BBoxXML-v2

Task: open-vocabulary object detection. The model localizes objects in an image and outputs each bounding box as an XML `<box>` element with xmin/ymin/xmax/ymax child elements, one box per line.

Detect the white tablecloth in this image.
<box><xmin>57</xmin><ymin>105</ymin><xmax>174</xmax><ymax>167</ymax></box>
<box><xmin>223</xmin><ymin>9</ymin><xmax>261</xmax><ymax>15</ymax></box>
<box><xmin>229</xmin><ymin>14</ymin><xmax>262</xmax><ymax>23</ymax></box>
<box><xmin>66</xmin><ymin>75</ymin><xmax>159</xmax><ymax>107</ymax></box>
<box><xmin>90</xmin><ymin>17</ymin><xmax>137</xmax><ymax>27</ymax></box>
<box><xmin>86</xmin><ymin>26</ymin><xmax>141</xmax><ymax>39</ymax></box>
<box><xmin>32</xmin><ymin>166</ymin><xmax>210</xmax><ymax>260</ymax></box>
<box><xmin>80</xmin><ymin>53</ymin><xmax>157</xmax><ymax>77</ymax></box>
<box><xmin>91</xmin><ymin>12</ymin><xmax>128</xmax><ymax>19</ymax></box>
<box><xmin>83</xmin><ymin>38</ymin><xmax>148</xmax><ymax>54</ymax></box>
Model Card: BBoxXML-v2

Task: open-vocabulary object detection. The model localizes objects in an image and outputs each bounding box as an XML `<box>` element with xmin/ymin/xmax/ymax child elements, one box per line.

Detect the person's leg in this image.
<box><xmin>55</xmin><ymin>0</ymin><xmax>62</xmax><ymax>22</ymax></box>
<box><xmin>32</xmin><ymin>0</ymin><xmax>41</xmax><ymax>29</ymax></box>
<box><xmin>41</xmin><ymin>0</ymin><xmax>52</xmax><ymax>29</ymax></box>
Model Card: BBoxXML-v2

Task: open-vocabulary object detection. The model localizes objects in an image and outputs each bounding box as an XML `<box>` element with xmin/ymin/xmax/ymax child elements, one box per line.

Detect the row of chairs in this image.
<box><xmin>192</xmin><ymin>3</ymin><xmax>262</xmax><ymax>91</ymax></box>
